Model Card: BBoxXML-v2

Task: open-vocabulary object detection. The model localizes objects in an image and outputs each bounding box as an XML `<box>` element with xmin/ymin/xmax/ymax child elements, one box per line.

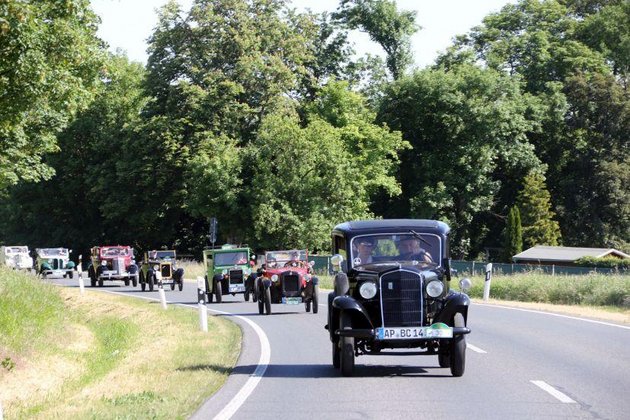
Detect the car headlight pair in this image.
<box><xmin>359</xmin><ymin>281</ymin><xmax>378</xmax><ymax>299</ymax></box>
<box><xmin>426</xmin><ymin>280</ymin><xmax>444</xmax><ymax>298</ymax></box>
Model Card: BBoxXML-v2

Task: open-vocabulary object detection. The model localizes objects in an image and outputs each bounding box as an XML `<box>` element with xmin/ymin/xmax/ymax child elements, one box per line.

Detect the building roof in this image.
<box><xmin>513</xmin><ymin>246</ymin><xmax>630</xmax><ymax>262</ymax></box>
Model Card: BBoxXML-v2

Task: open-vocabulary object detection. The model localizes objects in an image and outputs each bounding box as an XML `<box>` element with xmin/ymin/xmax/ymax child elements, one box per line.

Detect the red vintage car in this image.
<box><xmin>254</xmin><ymin>249</ymin><xmax>319</xmax><ymax>315</ymax></box>
<box><xmin>87</xmin><ymin>245</ymin><xmax>139</xmax><ymax>287</ymax></box>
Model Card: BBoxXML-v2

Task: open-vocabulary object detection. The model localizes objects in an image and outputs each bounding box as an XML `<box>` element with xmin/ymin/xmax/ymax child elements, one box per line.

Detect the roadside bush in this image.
<box><xmin>574</xmin><ymin>256</ymin><xmax>630</xmax><ymax>270</ymax></box>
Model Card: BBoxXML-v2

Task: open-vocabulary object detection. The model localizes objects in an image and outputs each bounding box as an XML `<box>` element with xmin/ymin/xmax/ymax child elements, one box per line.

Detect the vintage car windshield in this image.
<box><xmin>350</xmin><ymin>233</ymin><xmax>441</xmax><ymax>268</ymax></box>
<box><xmin>101</xmin><ymin>247</ymin><xmax>130</xmax><ymax>257</ymax></box>
<box><xmin>5</xmin><ymin>246</ymin><xmax>28</xmax><ymax>255</ymax></box>
<box><xmin>38</xmin><ymin>248</ymin><xmax>68</xmax><ymax>257</ymax></box>
<box><xmin>214</xmin><ymin>251</ymin><xmax>248</xmax><ymax>266</ymax></box>
<box><xmin>264</xmin><ymin>250</ymin><xmax>307</xmax><ymax>268</ymax></box>
<box><xmin>150</xmin><ymin>250</ymin><xmax>176</xmax><ymax>260</ymax></box>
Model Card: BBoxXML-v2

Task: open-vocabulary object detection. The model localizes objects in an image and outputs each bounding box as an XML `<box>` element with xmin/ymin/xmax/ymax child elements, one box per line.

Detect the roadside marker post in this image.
<box><xmin>483</xmin><ymin>263</ymin><xmax>493</xmax><ymax>301</ymax></box>
<box><xmin>77</xmin><ymin>254</ymin><xmax>85</xmax><ymax>295</ymax></box>
<box><xmin>156</xmin><ymin>272</ymin><xmax>167</xmax><ymax>310</ymax></box>
<box><xmin>197</xmin><ymin>276</ymin><xmax>208</xmax><ymax>332</ymax></box>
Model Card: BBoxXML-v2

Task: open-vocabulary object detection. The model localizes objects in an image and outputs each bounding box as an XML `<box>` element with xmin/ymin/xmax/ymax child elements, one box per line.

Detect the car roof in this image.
<box><xmin>333</xmin><ymin>219</ymin><xmax>450</xmax><ymax>236</ymax></box>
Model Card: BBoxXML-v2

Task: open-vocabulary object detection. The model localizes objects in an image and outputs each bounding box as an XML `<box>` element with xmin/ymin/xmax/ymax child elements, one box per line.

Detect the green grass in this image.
<box><xmin>177</xmin><ymin>259</ymin><xmax>206</xmax><ymax>280</ymax></box>
<box><xmin>0</xmin><ymin>266</ymin><xmax>241</xmax><ymax>419</ymax></box>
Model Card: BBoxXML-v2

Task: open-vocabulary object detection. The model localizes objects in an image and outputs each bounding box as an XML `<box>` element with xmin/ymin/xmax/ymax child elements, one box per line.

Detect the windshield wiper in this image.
<box><xmin>409</xmin><ymin>230</ymin><xmax>432</xmax><ymax>247</ymax></box>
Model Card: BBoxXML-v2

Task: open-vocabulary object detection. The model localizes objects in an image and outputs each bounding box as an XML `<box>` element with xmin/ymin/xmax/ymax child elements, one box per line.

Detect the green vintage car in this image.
<box><xmin>36</xmin><ymin>247</ymin><xmax>75</xmax><ymax>278</ymax></box>
<box><xmin>203</xmin><ymin>244</ymin><xmax>255</xmax><ymax>303</ymax></box>
<box><xmin>139</xmin><ymin>250</ymin><xmax>184</xmax><ymax>292</ymax></box>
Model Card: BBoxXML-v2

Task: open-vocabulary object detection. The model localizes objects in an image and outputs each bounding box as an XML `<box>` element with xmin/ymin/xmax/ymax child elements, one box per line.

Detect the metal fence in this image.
<box><xmin>308</xmin><ymin>255</ymin><xmax>628</xmax><ymax>276</ymax></box>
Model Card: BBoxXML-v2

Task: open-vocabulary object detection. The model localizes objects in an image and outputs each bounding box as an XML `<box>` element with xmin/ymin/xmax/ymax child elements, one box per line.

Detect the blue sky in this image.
<box><xmin>91</xmin><ymin>0</ymin><xmax>517</xmax><ymax>68</ymax></box>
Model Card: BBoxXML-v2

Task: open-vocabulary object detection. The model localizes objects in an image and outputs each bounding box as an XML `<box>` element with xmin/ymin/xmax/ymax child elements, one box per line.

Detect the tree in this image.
<box><xmin>503</xmin><ymin>206</ymin><xmax>523</xmax><ymax>262</ymax></box>
<box><xmin>334</xmin><ymin>0</ymin><xmax>419</xmax><ymax>80</ymax></box>
<box><xmin>517</xmin><ymin>172</ymin><xmax>562</xmax><ymax>248</ymax></box>
<box><xmin>0</xmin><ymin>0</ymin><xmax>104</xmax><ymax>189</ymax></box>
<box><xmin>378</xmin><ymin>64</ymin><xmax>542</xmax><ymax>258</ymax></box>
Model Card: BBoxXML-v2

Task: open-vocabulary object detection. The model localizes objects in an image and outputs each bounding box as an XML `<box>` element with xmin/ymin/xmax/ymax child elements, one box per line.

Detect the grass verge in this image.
<box><xmin>0</xmin><ymin>267</ymin><xmax>240</xmax><ymax>419</ymax></box>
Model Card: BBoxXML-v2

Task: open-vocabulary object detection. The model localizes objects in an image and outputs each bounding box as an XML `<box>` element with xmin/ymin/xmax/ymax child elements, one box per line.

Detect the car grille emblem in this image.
<box><xmin>388</xmin><ymin>282</ymin><xmax>393</xmax><ymax>290</ymax></box>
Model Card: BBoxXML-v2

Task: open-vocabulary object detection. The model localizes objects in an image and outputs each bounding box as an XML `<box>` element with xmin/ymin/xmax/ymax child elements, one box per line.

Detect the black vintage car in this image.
<box><xmin>325</xmin><ymin>219</ymin><xmax>472</xmax><ymax>377</ymax></box>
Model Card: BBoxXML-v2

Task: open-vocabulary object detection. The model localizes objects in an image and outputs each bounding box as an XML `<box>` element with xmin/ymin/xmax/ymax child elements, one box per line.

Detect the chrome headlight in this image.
<box><xmin>426</xmin><ymin>280</ymin><xmax>444</xmax><ymax>298</ymax></box>
<box><xmin>153</xmin><ymin>264</ymin><xmax>159</xmax><ymax>271</ymax></box>
<box><xmin>359</xmin><ymin>281</ymin><xmax>378</xmax><ymax>299</ymax></box>
<box><xmin>271</xmin><ymin>274</ymin><xmax>279</xmax><ymax>282</ymax></box>
<box><xmin>222</xmin><ymin>269</ymin><xmax>228</xmax><ymax>275</ymax></box>
<box><xmin>459</xmin><ymin>277</ymin><xmax>472</xmax><ymax>292</ymax></box>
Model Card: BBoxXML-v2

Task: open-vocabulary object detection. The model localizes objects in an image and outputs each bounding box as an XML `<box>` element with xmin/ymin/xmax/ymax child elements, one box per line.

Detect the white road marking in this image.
<box><xmin>531</xmin><ymin>380</ymin><xmax>576</xmax><ymax>403</ymax></box>
<box><xmin>97</xmin><ymin>289</ymin><xmax>270</xmax><ymax>420</ymax></box>
<box><xmin>466</xmin><ymin>343</ymin><xmax>487</xmax><ymax>353</ymax></box>
<box><xmin>475</xmin><ymin>302</ymin><xmax>630</xmax><ymax>330</ymax></box>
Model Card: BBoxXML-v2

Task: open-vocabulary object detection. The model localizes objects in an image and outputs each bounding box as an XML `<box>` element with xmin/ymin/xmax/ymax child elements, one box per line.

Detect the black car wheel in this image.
<box><xmin>205</xmin><ymin>276</ymin><xmax>213</xmax><ymax>303</ymax></box>
<box><xmin>257</xmin><ymin>288</ymin><xmax>264</xmax><ymax>314</ymax></box>
<box><xmin>340</xmin><ymin>311</ymin><xmax>354</xmax><ymax>377</ymax></box>
<box><xmin>98</xmin><ymin>277</ymin><xmax>103</xmax><ymax>287</ymax></box>
<box><xmin>68</xmin><ymin>271</ymin><xmax>74</xmax><ymax>279</ymax></box>
<box><xmin>312</xmin><ymin>285</ymin><xmax>319</xmax><ymax>314</ymax></box>
<box><xmin>170</xmin><ymin>280</ymin><xmax>175</xmax><ymax>290</ymax></box>
<box><xmin>264</xmin><ymin>287</ymin><xmax>271</xmax><ymax>315</ymax></box>
<box><xmin>215</xmin><ymin>280</ymin><xmax>222</xmax><ymax>303</ymax></box>
<box><xmin>132</xmin><ymin>274</ymin><xmax>138</xmax><ymax>288</ymax></box>
<box><xmin>244</xmin><ymin>289</ymin><xmax>250</xmax><ymax>302</ymax></box>
<box><xmin>178</xmin><ymin>279</ymin><xmax>183</xmax><ymax>291</ymax></box>
<box><xmin>450</xmin><ymin>313</ymin><xmax>466</xmax><ymax>377</ymax></box>
<box><xmin>148</xmin><ymin>270</ymin><xmax>155</xmax><ymax>292</ymax></box>
<box><xmin>124</xmin><ymin>279</ymin><xmax>130</xmax><ymax>286</ymax></box>
<box><xmin>332</xmin><ymin>339</ymin><xmax>341</xmax><ymax>369</ymax></box>
<box><xmin>88</xmin><ymin>267</ymin><xmax>96</xmax><ymax>287</ymax></box>
<box><xmin>140</xmin><ymin>271</ymin><xmax>146</xmax><ymax>291</ymax></box>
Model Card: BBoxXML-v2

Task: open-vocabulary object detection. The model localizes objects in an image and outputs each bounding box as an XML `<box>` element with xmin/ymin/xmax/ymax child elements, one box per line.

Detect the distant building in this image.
<box><xmin>513</xmin><ymin>246</ymin><xmax>630</xmax><ymax>266</ymax></box>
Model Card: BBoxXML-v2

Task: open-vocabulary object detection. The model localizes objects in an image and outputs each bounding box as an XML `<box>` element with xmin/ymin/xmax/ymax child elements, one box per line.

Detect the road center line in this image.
<box><xmin>98</xmin><ymin>289</ymin><xmax>270</xmax><ymax>420</ymax></box>
<box><xmin>531</xmin><ymin>380</ymin><xmax>576</xmax><ymax>403</ymax></box>
<box><xmin>466</xmin><ymin>343</ymin><xmax>487</xmax><ymax>353</ymax></box>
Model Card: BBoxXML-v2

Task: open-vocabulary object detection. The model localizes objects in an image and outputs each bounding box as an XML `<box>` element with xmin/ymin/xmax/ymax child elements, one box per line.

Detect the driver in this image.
<box><xmin>396</xmin><ymin>237</ymin><xmax>433</xmax><ymax>263</ymax></box>
<box><xmin>284</xmin><ymin>251</ymin><xmax>303</xmax><ymax>267</ymax></box>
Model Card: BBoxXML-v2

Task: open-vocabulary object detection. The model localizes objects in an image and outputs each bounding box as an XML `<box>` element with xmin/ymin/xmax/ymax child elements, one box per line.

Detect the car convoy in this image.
<box><xmin>0</xmin><ymin>219</ymin><xmax>471</xmax><ymax>377</ymax></box>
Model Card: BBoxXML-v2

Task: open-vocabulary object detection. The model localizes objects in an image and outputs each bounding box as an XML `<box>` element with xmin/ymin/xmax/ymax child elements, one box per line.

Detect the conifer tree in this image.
<box><xmin>517</xmin><ymin>172</ymin><xmax>562</xmax><ymax>248</ymax></box>
<box><xmin>503</xmin><ymin>206</ymin><xmax>523</xmax><ymax>262</ymax></box>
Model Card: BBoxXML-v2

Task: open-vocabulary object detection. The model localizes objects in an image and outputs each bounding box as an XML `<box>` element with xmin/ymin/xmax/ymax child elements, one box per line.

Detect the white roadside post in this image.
<box><xmin>483</xmin><ymin>263</ymin><xmax>493</xmax><ymax>301</ymax></box>
<box><xmin>197</xmin><ymin>276</ymin><xmax>208</xmax><ymax>332</ymax></box>
<box><xmin>77</xmin><ymin>255</ymin><xmax>85</xmax><ymax>295</ymax></box>
<box><xmin>156</xmin><ymin>271</ymin><xmax>167</xmax><ymax>310</ymax></box>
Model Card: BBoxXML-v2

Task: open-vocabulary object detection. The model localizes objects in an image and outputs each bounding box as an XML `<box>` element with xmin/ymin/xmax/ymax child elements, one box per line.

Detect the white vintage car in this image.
<box><xmin>0</xmin><ymin>246</ymin><xmax>34</xmax><ymax>271</ymax></box>
<box><xmin>35</xmin><ymin>248</ymin><xmax>76</xmax><ymax>278</ymax></box>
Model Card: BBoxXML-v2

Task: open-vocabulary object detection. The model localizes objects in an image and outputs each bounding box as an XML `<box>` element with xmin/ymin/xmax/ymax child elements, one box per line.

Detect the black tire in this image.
<box><xmin>257</xmin><ymin>289</ymin><xmax>264</xmax><ymax>314</ymax></box>
<box><xmin>68</xmin><ymin>270</ymin><xmax>73</xmax><ymax>279</ymax></box>
<box><xmin>264</xmin><ymin>287</ymin><xmax>271</xmax><ymax>315</ymax></box>
<box><xmin>312</xmin><ymin>285</ymin><xmax>319</xmax><ymax>314</ymax></box>
<box><xmin>170</xmin><ymin>280</ymin><xmax>175</xmax><ymax>290</ymax></box>
<box><xmin>148</xmin><ymin>270</ymin><xmax>154</xmax><ymax>292</ymax></box>
<box><xmin>244</xmin><ymin>289</ymin><xmax>250</xmax><ymax>302</ymax></box>
<box><xmin>450</xmin><ymin>313</ymin><xmax>466</xmax><ymax>377</ymax></box>
<box><xmin>178</xmin><ymin>279</ymin><xmax>183</xmax><ymax>291</ymax></box>
<box><xmin>98</xmin><ymin>277</ymin><xmax>103</xmax><ymax>287</ymax></box>
<box><xmin>340</xmin><ymin>311</ymin><xmax>354</xmax><ymax>376</ymax></box>
<box><xmin>89</xmin><ymin>267</ymin><xmax>96</xmax><ymax>287</ymax></box>
<box><xmin>305</xmin><ymin>300</ymin><xmax>311</xmax><ymax>312</ymax></box>
<box><xmin>132</xmin><ymin>274</ymin><xmax>138</xmax><ymax>288</ymax></box>
<box><xmin>124</xmin><ymin>279</ymin><xmax>130</xmax><ymax>286</ymax></box>
<box><xmin>215</xmin><ymin>280</ymin><xmax>222</xmax><ymax>303</ymax></box>
<box><xmin>438</xmin><ymin>353</ymin><xmax>450</xmax><ymax>368</ymax></box>
<box><xmin>332</xmin><ymin>338</ymin><xmax>341</xmax><ymax>369</ymax></box>
<box><xmin>205</xmin><ymin>276</ymin><xmax>213</xmax><ymax>303</ymax></box>
<box><xmin>140</xmin><ymin>271</ymin><xmax>146</xmax><ymax>291</ymax></box>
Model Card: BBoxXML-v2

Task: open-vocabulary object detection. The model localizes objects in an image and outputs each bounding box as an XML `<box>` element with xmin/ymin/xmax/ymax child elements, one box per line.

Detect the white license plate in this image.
<box><xmin>282</xmin><ymin>297</ymin><xmax>301</xmax><ymax>305</ymax></box>
<box><xmin>229</xmin><ymin>285</ymin><xmax>245</xmax><ymax>293</ymax></box>
<box><xmin>376</xmin><ymin>324</ymin><xmax>453</xmax><ymax>340</ymax></box>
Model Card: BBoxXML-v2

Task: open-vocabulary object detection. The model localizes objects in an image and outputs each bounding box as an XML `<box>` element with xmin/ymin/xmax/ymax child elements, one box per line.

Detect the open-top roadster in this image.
<box><xmin>87</xmin><ymin>245</ymin><xmax>139</xmax><ymax>287</ymax></box>
<box><xmin>139</xmin><ymin>250</ymin><xmax>184</xmax><ymax>291</ymax></box>
<box><xmin>255</xmin><ymin>249</ymin><xmax>319</xmax><ymax>315</ymax></box>
<box><xmin>325</xmin><ymin>219</ymin><xmax>471</xmax><ymax>377</ymax></box>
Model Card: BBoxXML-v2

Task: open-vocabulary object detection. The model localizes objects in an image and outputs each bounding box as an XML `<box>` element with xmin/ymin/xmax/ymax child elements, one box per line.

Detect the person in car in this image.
<box><xmin>355</xmin><ymin>237</ymin><xmax>375</xmax><ymax>265</ymax></box>
<box><xmin>284</xmin><ymin>251</ymin><xmax>303</xmax><ymax>267</ymax></box>
<box><xmin>396</xmin><ymin>237</ymin><xmax>433</xmax><ymax>263</ymax></box>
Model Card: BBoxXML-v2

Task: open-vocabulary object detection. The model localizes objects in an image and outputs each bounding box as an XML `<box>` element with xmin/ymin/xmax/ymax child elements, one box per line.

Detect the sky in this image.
<box><xmin>91</xmin><ymin>0</ymin><xmax>518</xmax><ymax>68</ymax></box>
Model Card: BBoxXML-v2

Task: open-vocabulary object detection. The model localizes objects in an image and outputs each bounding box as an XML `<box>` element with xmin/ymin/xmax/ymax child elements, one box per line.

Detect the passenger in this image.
<box><xmin>396</xmin><ymin>237</ymin><xmax>433</xmax><ymax>263</ymax></box>
<box><xmin>355</xmin><ymin>237</ymin><xmax>375</xmax><ymax>264</ymax></box>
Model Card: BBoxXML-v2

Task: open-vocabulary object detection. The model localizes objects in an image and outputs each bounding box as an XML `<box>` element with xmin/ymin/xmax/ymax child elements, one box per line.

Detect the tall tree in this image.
<box><xmin>0</xmin><ymin>0</ymin><xmax>104</xmax><ymax>188</ymax></box>
<box><xmin>503</xmin><ymin>206</ymin><xmax>523</xmax><ymax>262</ymax></box>
<box><xmin>517</xmin><ymin>171</ymin><xmax>562</xmax><ymax>248</ymax></box>
<box><xmin>334</xmin><ymin>0</ymin><xmax>419</xmax><ymax>80</ymax></box>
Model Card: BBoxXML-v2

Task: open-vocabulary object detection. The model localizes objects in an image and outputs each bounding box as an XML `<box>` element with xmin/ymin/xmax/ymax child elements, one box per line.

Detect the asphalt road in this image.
<box><xmin>51</xmin><ymin>276</ymin><xmax>630</xmax><ymax>420</ymax></box>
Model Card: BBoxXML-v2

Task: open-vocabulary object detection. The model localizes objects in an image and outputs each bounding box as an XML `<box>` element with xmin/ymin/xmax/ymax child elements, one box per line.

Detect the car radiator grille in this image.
<box><xmin>282</xmin><ymin>273</ymin><xmax>300</xmax><ymax>296</ymax></box>
<box><xmin>161</xmin><ymin>264</ymin><xmax>172</xmax><ymax>278</ymax></box>
<box><xmin>379</xmin><ymin>270</ymin><xmax>423</xmax><ymax>327</ymax></box>
<box><xmin>229</xmin><ymin>269</ymin><xmax>243</xmax><ymax>284</ymax></box>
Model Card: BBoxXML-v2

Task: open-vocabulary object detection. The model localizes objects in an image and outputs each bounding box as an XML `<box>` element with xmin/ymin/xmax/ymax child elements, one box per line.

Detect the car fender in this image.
<box><xmin>331</xmin><ymin>295</ymin><xmax>373</xmax><ymax>334</ymax></box>
<box><xmin>434</xmin><ymin>291</ymin><xmax>470</xmax><ymax>325</ymax></box>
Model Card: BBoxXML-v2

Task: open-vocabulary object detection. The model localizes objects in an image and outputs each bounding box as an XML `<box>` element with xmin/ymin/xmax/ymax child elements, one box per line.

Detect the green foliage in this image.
<box><xmin>503</xmin><ymin>206</ymin><xmax>523</xmax><ymax>262</ymax></box>
<box><xmin>517</xmin><ymin>171</ymin><xmax>562</xmax><ymax>248</ymax></box>
<box><xmin>467</xmin><ymin>272</ymin><xmax>630</xmax><ymax>307</ymax></box>
<box><xmin>0</xmin><ymin>0</ymin><xmax>104</xmax><ymax>189</ymax></box>
<box><xmin>574</xmin><ymin>256</ymin><xmax>630</xmax><ymax>270</ymax></box>
<box><xmin>379</xmin><ymin>64</ymin><xmax>542</xmax><ymax>257</ymax></box>
<box><xmin>335</xmin><ymin>0</ymin><xmax>419</xmax><ymax>79</ymax></box>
